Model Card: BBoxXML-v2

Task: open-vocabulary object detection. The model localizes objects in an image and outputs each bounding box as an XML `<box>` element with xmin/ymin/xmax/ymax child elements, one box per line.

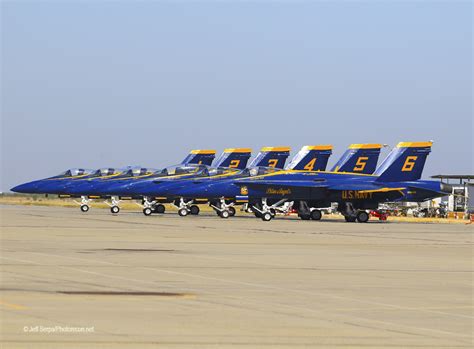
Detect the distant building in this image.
<box><xmin>431</xmin><ymin>175</ymin><xmax>473</xmax><ymax>215</ymax></box>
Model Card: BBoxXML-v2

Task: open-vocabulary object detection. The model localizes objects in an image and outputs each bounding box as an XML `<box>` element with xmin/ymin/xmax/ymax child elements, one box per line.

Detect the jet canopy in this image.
<box><xmin>241</xmin><ymin>166</ymin><xmax>281</xmax><ymax>177</ymax></box>
<box><xmin>54</xmin><ymin>168</ymin><xmax>94</xmax><ymax>178</ymax></box>
<box><xmin>90</xmin><ymin>168</ymin><xmax>121</xmax><ymax>177</ymax></box>
<box><xmin>116</xmin><ymin>167</ymin><xmax>158</xmax><ymax>178</ymax></box>
<box><xmin>157</xmin><ymin>164</ymin><xmax>209</xmax><ymax>176</ymax></box>
<box><xmin>206</xmin><ymin>167</ymin><xmax>241</xmax><ymax>176</ymax></box>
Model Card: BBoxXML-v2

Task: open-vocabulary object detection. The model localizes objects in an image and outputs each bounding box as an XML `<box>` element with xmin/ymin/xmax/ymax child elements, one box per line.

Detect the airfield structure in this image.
<box><xmin>431</xmin><ymin>174</ymin><xmax>474</xmax><ymax>218</ymax></box>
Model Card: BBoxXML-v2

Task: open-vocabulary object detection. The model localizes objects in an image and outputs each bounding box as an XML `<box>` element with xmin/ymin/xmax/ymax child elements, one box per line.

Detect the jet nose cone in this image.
<box><xmin>11</xmin><ymin>182</ymin><xmax>36</xmax><ymax>193</ymax></box>
<box><xmin>440</xmin><ymin>183</ymin><xmax>453</xmax><ymax>194</ymax></box>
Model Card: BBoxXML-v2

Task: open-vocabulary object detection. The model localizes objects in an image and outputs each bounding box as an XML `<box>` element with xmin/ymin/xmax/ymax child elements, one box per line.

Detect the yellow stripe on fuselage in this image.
<box><xmin>105</xmin><ymin>172</ymin><xmax>155</xmax><ymax>181</ymax></box>
<box><xmin>358</xmin><ymin>187</ymin><xmax>406</xmax><ymax>194</ymax></box>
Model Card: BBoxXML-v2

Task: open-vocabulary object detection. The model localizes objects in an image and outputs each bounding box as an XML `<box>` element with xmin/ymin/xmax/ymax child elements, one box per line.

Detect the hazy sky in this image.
<box><xmin>1</xmin><ymin>1</ymin><xmax>472</xmax><ymax>191</ymax></box>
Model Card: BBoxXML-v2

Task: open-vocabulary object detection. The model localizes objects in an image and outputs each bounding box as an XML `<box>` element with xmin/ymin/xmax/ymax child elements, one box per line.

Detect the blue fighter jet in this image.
<box><xmin>100</xmin><ymin>146</ymin><xmax>292</xmax><ymax>216</ymax></box>
<box><xmin>10</xmin><ymin>149</ymin><xmax>217</xmax><ymax>213</ymax></box>
<box><xmin>154</xmin><ymin>145</ymin><xmax>334</xmax><ymax>217</ymax></box>
<box><xmin>66</xmin><ymin>148</ymin><xmax>253</xmax><ymax>214</ymax></box>
<box><xmin>235</xmin><ymin>142</ymin><xmax>453</xmax><ymax>222</ymax></box>
<box><xmin>171</xmin><ymin>143</ymin><xmax>383</xmax><ymax>218</ymax></box>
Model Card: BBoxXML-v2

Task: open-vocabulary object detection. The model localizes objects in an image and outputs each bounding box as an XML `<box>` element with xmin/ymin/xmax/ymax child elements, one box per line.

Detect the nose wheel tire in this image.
<box><xmin>310</xmin><ymin>209</ymin><xmax>322</xmax><ymax>221</ymax></box>
<box><xmin>143</xmin><ymin>207</ymin><xmax>153</xmax><ymax>216</ymax></box>
<box><xmin>110</xmin><ymin>206</ymin><xmax>120</xmax><ymax>214</ymax></box>
<box><xmin>178</xmin><ymin>208</ymin><xmax>189</xmax><ymax>217</ymax></box>
<box><xmin>190</xmin><ymin>205</ymin><xmax>200</xmax><ymax>215</ymax></box>
<box><xmin>153</xmin><ymin>204</ymin><xmax>165</xmax><ymax>214</ymax></box>
<box><xmin>261</xmin><ymin>212</ymin><xmax>273</xmax><ymax>222</ymax></box>
<box><xmin>80</xmin><ymin>205</ymin><xmax>89</xmax><ymax>213</ymax></box>
<box><xmin>344</xmin><ymin>216</ymin><xmax>357</xmax><ymax>222</ymax></box>
<box><xmin>228</xmin><ymin>207</ymin><xmax>236</xmax><ymax>217</ymax></box>
<box><xmin>219</xmin><ymin>210</ymin><xmax>230</xmax><ymax>219</ymax></box>
<box><xmin>356</xmin><ymin>211</ymin><xmax>369</xmax><ymax>223</ymax></box>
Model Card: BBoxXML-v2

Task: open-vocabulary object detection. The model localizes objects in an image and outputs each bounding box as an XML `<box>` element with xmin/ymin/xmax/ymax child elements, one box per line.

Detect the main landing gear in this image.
<box><xmin>141</xmin><ymin>197</ymin><xmax>166</xmax><ymax>216</ymax></box>
<box><xmin>340</xmin><ymin>202</ymin><xmax>370</xmax><ymax>223</ymax></box>
<box><xmin>211</xmin><ymin>199</ymin><xmax>236</xmax><ymax>219</ymax></box>
<box><xmin>174</xmin><ymin>198</ymin><xmax>200</xmax><ymax>217</ymax></box>
<box><xmin>292</xmin><ymin>201</ymin><xmax>325</xmax><ymax>221</ymax></box>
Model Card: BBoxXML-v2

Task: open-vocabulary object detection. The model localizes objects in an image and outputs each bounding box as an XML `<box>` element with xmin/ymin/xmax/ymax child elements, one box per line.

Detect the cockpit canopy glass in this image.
<box><xmin>91</xmin><ymin>168</ymin><xmax>119</xmax><ymax>177</ymax></box>
<box><xmin>121</xmin><ymin>167</ymin><xmax>158</xmax><ymax>177</ymax></box>
<box><xmin>157</xmin><ymin>164</ymin><xmax>208</xmax><ymax>176</ymax></box>
<box><xmin>57</xmin><ymin>168</ymin><xmax>93</xmax><ymax>178</ymax></box>
<box><xmin>206</xmin><ymin>167</ymin><xmax>240</xmax><ymax>176</ymax></box>
<box><xmin>241</xmin><ymin>166</ymin><xmax>281</xmax><ymax>177</ymax></box>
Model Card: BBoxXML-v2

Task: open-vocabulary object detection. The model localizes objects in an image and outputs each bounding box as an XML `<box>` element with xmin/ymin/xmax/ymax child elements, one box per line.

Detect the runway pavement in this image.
<box><xmin>0</xmin><ymin>204</ymin><xmax>472</xmax><ymax>348</ymax></box>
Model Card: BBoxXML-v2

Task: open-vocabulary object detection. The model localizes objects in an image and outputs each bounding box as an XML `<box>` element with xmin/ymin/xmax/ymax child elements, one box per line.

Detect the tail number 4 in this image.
<box><xmin>402</xmin><ymin>156</ymin><xmax>417</xmax><ymax>172</ymax></box>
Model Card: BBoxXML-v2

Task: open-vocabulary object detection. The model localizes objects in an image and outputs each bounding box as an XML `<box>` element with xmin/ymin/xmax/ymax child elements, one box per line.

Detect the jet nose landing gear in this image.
<box><xmin>210</xmin><ymin>199</ymin><xmax>236</xmax><ymax>219</ymax></box>
<box><xmin>105</xmin><ymin>196</ymin><xmax>121</xmax><ymax>214</ymax></box>
<box><xmin>141</xmin><ymin>197</ymin><xmax>166</xmax><ymax>216</ymax></box>
<box><xmin>261</xmin><ymin>212</ymin><xmax>274</xmax><ymax>221</ymax></box>
<box><xmin>253</xmin><ymin>198</ymin><xmax>288</xmax><ymax>222</ymax></box>
<box><xmin>174</xmin><ymin>198</ymin><xmax>197</xmax><ymax>217</ymax></box>
<box><xmin>178</xmin><ymin>208</ymin><xmax>189</xmax><ymax>217</ymax></box>
<box><xmin>76</xmin><ymin>196</ymin><xmax>92</xmax><ymax>213</ymax></box>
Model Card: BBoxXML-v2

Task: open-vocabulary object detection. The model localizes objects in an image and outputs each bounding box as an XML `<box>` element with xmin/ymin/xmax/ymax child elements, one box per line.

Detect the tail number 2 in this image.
<box><xmin>268</xmin><ymin>159</ymin><xmax>279</xmax><ymax>168</ymax></box>
<box><xmin>229</xmin><ymin>160</ymin><xmax>241</xmax><ymax>168</ymax></box>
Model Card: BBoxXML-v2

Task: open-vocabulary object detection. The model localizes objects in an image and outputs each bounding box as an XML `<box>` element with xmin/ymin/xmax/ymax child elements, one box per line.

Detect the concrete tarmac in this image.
<box><xmin>0</xmin><ymin>205</ymin><xmax>472</xmax><ymax>348</ymax></box>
